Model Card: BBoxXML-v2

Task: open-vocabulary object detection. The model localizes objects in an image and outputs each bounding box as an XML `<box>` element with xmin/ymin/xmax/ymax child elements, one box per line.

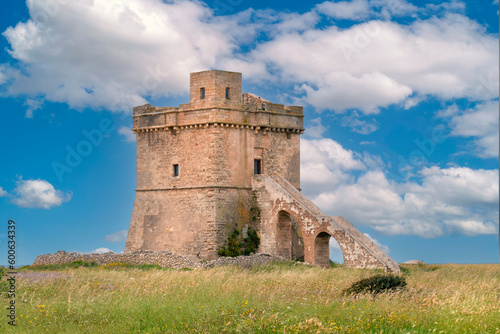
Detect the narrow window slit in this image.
<box><xmin>254</xmin><ymin>159</ymin><xmax>262</xmax><ymax>175</ymax></box>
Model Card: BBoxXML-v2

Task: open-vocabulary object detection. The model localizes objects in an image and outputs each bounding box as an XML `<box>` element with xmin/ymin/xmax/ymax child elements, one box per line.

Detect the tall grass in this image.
<box><xmin>2</xmin><ymin>262</ymin><xmax>499</xmax><ymax>333</ymax></box>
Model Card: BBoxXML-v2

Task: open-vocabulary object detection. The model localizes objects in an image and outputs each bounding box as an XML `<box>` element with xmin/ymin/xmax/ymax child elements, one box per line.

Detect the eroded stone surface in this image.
<box><xmin>32</xmin><ymin>251</ymin><xmax>288</xmax><ymax>269</ymax></box>
<box><xmin>123</xmin><ymin>70</ymin><xmax>400</xmax><ymax>273</ymax></box>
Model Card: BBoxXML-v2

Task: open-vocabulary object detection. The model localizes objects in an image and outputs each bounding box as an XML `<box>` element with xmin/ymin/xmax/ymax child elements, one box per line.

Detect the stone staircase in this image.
<box><xmin>266</xmin><ymin>175</ymin><xmax>400</xmax><ymax>273</ymax></box>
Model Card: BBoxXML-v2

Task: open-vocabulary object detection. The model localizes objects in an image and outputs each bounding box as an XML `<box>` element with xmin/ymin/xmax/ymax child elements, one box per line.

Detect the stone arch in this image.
<box><xmin>314</xmin><ymin>232</ymin><xmax>332</xmax><ymax>268</ymax></box>
<box><xmin>276</xmin><ymin>211</ymin><xmax>304</xmax><ymax>261</ymax></box>
<box><xmin>329</xmin><ymin>236</ymin><xmax>344</xmax><ymax>264</ymax></box>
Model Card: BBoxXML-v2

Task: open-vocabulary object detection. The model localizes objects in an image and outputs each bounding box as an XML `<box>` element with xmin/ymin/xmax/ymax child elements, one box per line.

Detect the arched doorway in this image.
<box><xmin>276</xmin><ymin>211</ymin><xmax>304</xmax><ymax>261</ymax></box>
<box><xmin>329</xmin><ymin>237</ymin><xmax>344</xmax><ymax>265</ymax></box>
<box><xmin>314</xmin><ymin>232</ymin><xmax>332</xmax><ymax>268</ymax></box>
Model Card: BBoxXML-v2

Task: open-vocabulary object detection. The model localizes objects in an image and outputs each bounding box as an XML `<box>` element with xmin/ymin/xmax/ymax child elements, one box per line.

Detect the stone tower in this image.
<box><xmin>126</xmin><ymin>70</ymin><xmax>303</xmax><ymax>259</ymax></box>
<box><xmin>126</xmin><ymin>70</ymin><xmax>400</xmax><ymax>272</ymax></box>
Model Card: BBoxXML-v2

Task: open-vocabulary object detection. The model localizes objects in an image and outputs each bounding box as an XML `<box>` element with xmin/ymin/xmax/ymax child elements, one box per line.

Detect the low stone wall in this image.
<box><xmin>32</xmin><ymin>251</ymin><xmax>289</xmax><ymax>269</ymax></box>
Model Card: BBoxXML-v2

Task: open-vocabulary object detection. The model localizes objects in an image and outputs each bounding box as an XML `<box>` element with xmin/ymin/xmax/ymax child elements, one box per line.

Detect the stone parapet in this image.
<box><xmin>132</xmin><ymin>105</ymin><xmax>304</xmax><ymax>133</ymax></box>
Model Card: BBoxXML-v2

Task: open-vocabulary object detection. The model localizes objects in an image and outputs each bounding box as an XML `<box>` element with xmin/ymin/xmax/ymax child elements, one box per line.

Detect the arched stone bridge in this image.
<box><xmin>252</xmin><ymin>174</ymin><xmax>400</xmax><ymax>273</ymax></box>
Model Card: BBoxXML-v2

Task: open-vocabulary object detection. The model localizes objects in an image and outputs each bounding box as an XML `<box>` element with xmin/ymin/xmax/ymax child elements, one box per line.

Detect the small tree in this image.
<box><xmin>218</xmin><ymin>227</ymin><xmax>260</xmax><ymax>257</ymax></box>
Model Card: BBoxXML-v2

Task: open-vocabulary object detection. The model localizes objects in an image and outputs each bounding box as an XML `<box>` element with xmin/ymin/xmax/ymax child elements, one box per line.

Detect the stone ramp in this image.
<box><xmin>330</xmin><ymin>216</ymin><xmax>400</xmax><ymax>273</ymax></box>
<box><xmin>256</xmin><ymin>175</ymin><xmax>400</xmax><ymax>273</ymax></box>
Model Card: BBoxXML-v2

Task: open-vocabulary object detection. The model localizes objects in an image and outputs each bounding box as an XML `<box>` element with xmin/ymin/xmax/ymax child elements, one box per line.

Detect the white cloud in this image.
<box><xmin>118</xmin><ymin>126</ymin><xmax>136</xmax><ymax>143</ymax></box>
<box><xmin>2</xmin><ymin>0</ymin><xmax>235</xmax><ymax>112</ymax></box>
<box><xmin>104</xmin><ymin>230</ymin><xmax>128</xmax><ymax>242</ymax></box>
<box><xmin>11</xmin><ymin>179</ymin><xmax>71</xmax><ymax>209</ymax></box>
<box><xmin>305</xmin><ymin>117</ymin><xmax>327</xmax><ymax>139</ymax></box>
<box><xmin>316</xmin><ymin>0</ymin><xmax>371</xmax><ymax>20</ymax></box>
<box><xmin>371</xmin><ymin>0</ymin><xmax>418</xmax><ymax>18</ymax></box>
<box><xmin>23</xmin><ymin>98</ymin><xmax>43</xmax><ymax>118</ymax></box>
<box><xmin>301</xmin><ymin>138</ymin><xmax>366</xmax><ymax>171</ymax></box>
<box><xmin>443</xmin><ymin>219</ymin><xmax>497</xmax><ymax>236</ymax></box>
<box><xmin>300</xmin><ymin>138</ymin><xmax>366</xmax><ymax>197</ymax></box>
<box><xmin>247</xmin><ymin>15</ymin><xmax>498</xmax><ymax>113</ymax></box>
<box><xmin>446</xmin><ymin>100</ymin><xmax>499</xmax><ymax>158</ymax></box>
<box><xmin>0</xmin><ymin>187</ymin><xmax>7</xmax><ymax>197</ymax></box>
<box><xmin>300</xmin><ymin>71</ymin><xmax>412</xmax><ymax>114</ymax></box>
<box><xmin>341</xmin><ymin>114</ymin><xmax>379</xmax><ymax>134</ymax></box>
<box><xmin>1</xmin><ymin>1</ymin><xmax>497</xmax><ymax>117</ymax></box>
<box><xmin>301</xmin><ymin>139</ymin><xmax>499</xmax><ymax>238</ymax></box>
<box><xmin>91</xmin><ymin>248</ymin><xmax>114</xmax><ymax>254</ymax></box>
<box><xmin>403</xmin><ymin>95</ymin><xmax>425</xmax><ymax>110</ymax></box>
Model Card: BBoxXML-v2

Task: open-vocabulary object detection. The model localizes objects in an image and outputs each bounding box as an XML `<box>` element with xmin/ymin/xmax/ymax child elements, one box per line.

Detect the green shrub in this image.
<box><xmin>218</xmin><ymin>227</ymin><xmax>260</xmax><ymax>257</ymax></box>
<box><xmin>243</xmin><ymin>228</ymin><xmax>260</xmax><ymax>255</ymax></box>
<box><xmin>344</xmin><ymin>274</ymin><xmax>407</xmax><ymax>295</ymax></box>
<box><xmin>218</xmin><ymin>229</ymin><xmax>243</xmax><ymax>257</ymax></box>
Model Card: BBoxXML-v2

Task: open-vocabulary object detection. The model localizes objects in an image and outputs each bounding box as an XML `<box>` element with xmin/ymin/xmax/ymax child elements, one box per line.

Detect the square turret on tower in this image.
<box><xmin>189</xmin><ymin>70</ymin><xmax>242</xmax><ymax>109</ymax></box>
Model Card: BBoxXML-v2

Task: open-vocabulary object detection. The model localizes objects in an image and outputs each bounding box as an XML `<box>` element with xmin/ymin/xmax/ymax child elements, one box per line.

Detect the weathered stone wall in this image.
<box><xmin>189</xmin><ymin>70</ymin><xmax>242</xmax><ymax>109</ymax></box>
<box><xmin>256</xmin><ymin>131</ymin><xmax>300</xmax><ymax>189</ymax></box>
<box><xmin>135</xmin><ymin>127</ymin><xmax>219</xmax><ymax>190</ymax></box>
<box><xmin>126</xmin><ymin>188</ymin><xmax>217</xmax><ymax>258</ymax></box>
<box><xmin>127</xmin><ymin>70</ymin><xmax>305</xmax><ymax>260</ymax></box>
<box><xmin>32</xmin><ymin>251</ymin><xmax>288</xmax><ymax>270</ymax></box>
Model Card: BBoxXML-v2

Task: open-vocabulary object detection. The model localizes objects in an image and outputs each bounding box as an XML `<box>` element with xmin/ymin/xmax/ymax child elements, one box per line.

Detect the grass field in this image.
<box><xmin>1</xmin><ymin>262</ymin><xmax>499</xmax><ymax>333</ymax></box>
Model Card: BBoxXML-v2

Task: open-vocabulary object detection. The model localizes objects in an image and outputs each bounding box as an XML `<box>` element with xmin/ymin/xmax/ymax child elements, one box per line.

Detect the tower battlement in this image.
<box><xmin>132</xmin><ymin>70</ymin><xmax>304</xmax><ymax>133</ymax></box>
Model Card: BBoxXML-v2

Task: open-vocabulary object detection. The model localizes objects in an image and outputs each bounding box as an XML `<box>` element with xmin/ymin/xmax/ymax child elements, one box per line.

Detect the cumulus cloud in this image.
<box><xmin>444</xmin><ymin>219</ymin><xmax>497</xmax><ymax>236</ymax></box>
<box><xmin>443</xmin><ymin>100</ymin><xmax>499</xmax><ymax>158</ymax></box>
<box><xmin>0</xmin><ymin>187</ymin><xmax>7</xmax><ymax>197</ymax></box>
<box><xmin>300</xmin><ymin>71</ymin><xmax>412</xmax><ymax>114</ymax></box>
<box><xmin>11</xmin><ymin>179</ymin><xmax>71</xmax><ymax>209</ymax></box>
<box><xmin>301</xmin><ymin>139</ymin><xmax>499</xmax><ymax>238</ymax></box>
<box><xmin>247</xmin><ymin>15</ymin><xmax>498</xmax><ymax>113</ymax></box>
<box><xmin>2</xmin><ymin>0</ymin><xmax>235</xmax><ymax>112</ymax></box>
<box><xmin>104</xmin><ymin>230</ymin><xmax>129</xmax><ymax>242</ymax></box>
<box><xmin>118</xmin><ymin>126</ymin><xmax>136</xmax><ymax>143</ymax></box>
<box><xmin>1</xmin><ymin>1</ymin><xmax>497</xmax><ymax>118</ymax></box>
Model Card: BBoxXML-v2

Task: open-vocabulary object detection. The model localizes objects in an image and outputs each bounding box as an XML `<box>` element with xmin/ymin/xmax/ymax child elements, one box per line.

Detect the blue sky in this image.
<box><xmin>0</xmin><ymin>0</ymin><xmax>498</xmax><ymax>266</ymax></box>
